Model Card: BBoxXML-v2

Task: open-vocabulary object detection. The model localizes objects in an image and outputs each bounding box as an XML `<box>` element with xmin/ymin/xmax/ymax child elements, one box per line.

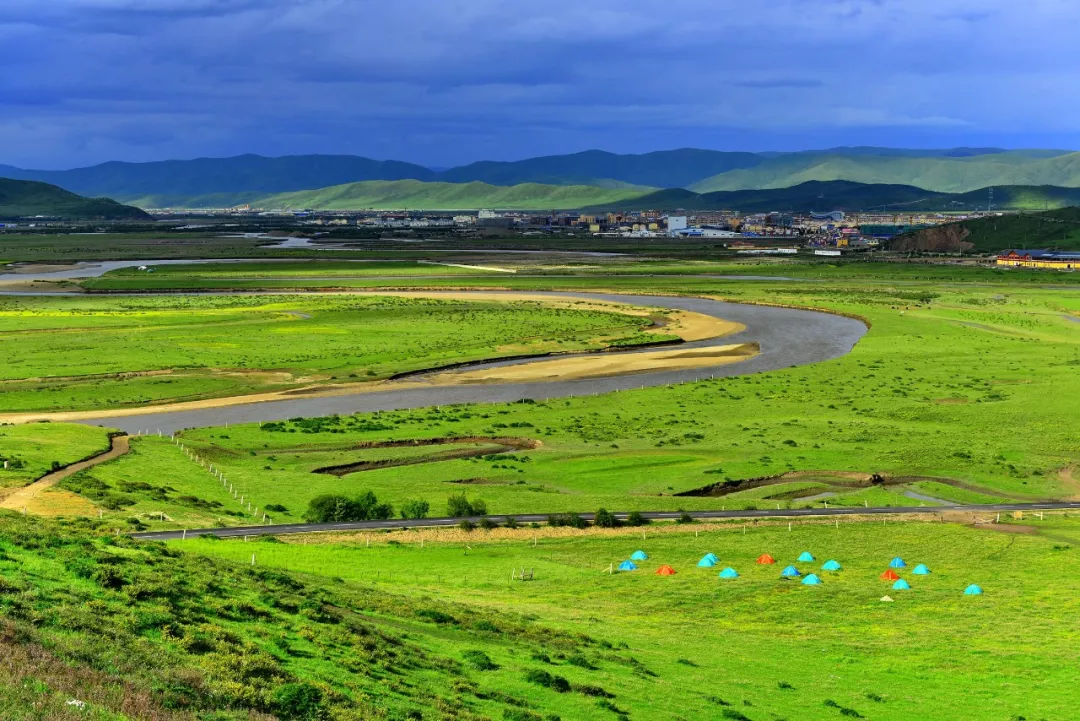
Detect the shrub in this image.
<box><xmin>676</xmin><ymin>512</ymin><xmax>695</xmax><ymax>524</ymax></box>
<box><xmin>447</xmin><ymin>493</ymin><xmax>486</xmax><ymax>517</ymax></box>
<box><xmin>504</xmin><ymin>516</ymin><xmax>519</xmax><ymax>529</ymax></box>
<box><xmin>477</xmin><ymin>517</ymin><xmax>498</xmax><ymax>530</ymax></box>
<box><xmin>547</xmin><ymin>513</ymin><xmax>588</xmax><ymax>529</ymax></box>
<box><xmin>573</xmin><ymin>684</ymin><xmax>613</xmax><ymax>698</ymax></box>
<box><xmin>264</xmin><ymin>503</ymin><xmax>289</xmax><ymax>513</ymax></box>
<box><xmin>594</xmin><ymin>508</ymin><xmax>620</xmax><ymax>528</ymax></box>
<box><xmin>272</xmin><ymin>682</ymin><xmax>324</xmax><ymax>720</ymax></box>
<box><xmin>626</xmin><ymin>511</ymin><xmax>650</xmax><ymax>526</ymax></box>
<box><xmin>304</xmin><ymin>492</ymin><xmax>393</xmax><ymax>523</ymax></box>
<box><xmin>525</xmin><ymin>669</ymin><xmax>570</xmax><ymax>692</ymax></box>
<box><xmin>458</xmin><ymin>519</ymin><xmax>475</xmax><ymax>532</ymax></box>
<box><xmin>463</xmin><ymin>650</ymin><xmax>499</xmax><ymax>671</ymax></box>
<box><xmin>400</xmin><ymin>499</ymin><xmax>430</xmax><ymax>520</ymax></box>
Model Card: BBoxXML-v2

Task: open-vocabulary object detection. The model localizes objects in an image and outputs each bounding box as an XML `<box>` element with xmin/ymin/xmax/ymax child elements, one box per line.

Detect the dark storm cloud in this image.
<box><xmin>2</xmin><ymin>0</ymin><xmax>1079</xmax><ymax>168</ymax></box>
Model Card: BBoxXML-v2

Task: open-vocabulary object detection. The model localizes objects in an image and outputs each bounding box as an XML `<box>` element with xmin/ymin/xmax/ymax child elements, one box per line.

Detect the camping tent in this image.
<box><xmin>802</xmin><ymin>574</ymin><xmax>822</xmax><ymax>585</ymax></box>
<box><xmin>889</xmin><ymin>557</ymin><xmax>907</xmax><ymax>569</ymax></box>
<box><xmin>821</xmin><ymin>560</ymin><xmax>842</xmax><ymax>571</ymax></box>
<box><xmin>780</xmin><ymin>565</ymin><xmax>801</xmax><ymax>578</ymax></box>
<box><xmin>630</xmin><ymin>550</ymin><xmax>648</xmax><ymax>561</ymax></box>
<box><xmin>618</xmin><ymin>560</ymin><xmax>638</xmax><ymax>571</ymax></box>
<box><xmin>697</xmin><ymin>556</ymin><xmax>717</xmax><ymax>568</ymax></box>
<box><xmin>912</xmin><ymin>564</ymin><xmax>931</xmax><ymax>575</ymax></box>
<box><xmin>718</xmin><ymin>567</ymin><xmax>739</xmax><ymax>579</ymax></box>
<box><xmin>963</xmin><ymin>584</ymin><xmax>984</xmax><ymax>596</ymax></box>
<box><xmin>656</xmin><ymin>565</ymin><xmax>676</xmax><ymax>576</ymax></box>
<box><xmin>703</xmin><ymin>553</ymin><xmax>719</xmax><ymax>563</ymax></box>
<box><xmin>892</xmin><ymin>579</ymin><xmax>911</xmax><ymax>591</ymax></box>
<box><xmin>757</xmin><ymin>554</ymin><xmax>776</xmax><ymax>565</ymax></box>
<box><xmin>880</xmin><ymin>569</ymin><xmax>900</xmax><ymax>581</ymax></box>
<box><xmin>797</xmin><ymin>551</ymin><xmax>815</xmax><ymax>562</ymax></box>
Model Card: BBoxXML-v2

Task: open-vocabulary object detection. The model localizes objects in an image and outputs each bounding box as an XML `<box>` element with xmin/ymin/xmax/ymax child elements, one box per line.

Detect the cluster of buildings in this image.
<box><xmin>995</xmin><ymin>249</ymin><xmax>1080</xmax><ymax>270</ymax></box>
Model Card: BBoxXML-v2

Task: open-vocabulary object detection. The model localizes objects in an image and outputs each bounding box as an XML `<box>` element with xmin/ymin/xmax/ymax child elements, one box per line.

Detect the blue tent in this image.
<box><xmin>718</xmin><ymin>567</ymin><xmax>739</xmax><ymax>579</ymax></box>
<box><xmin>797</xmin><ymin>551</ymin><xmax>815</xmax><ymax>562</ymax></box>
<box><xmin>889</xmin><ymin>557</ymin><xmax>907</xmax><ymax>569</ymax></box>
<box><xmin>802</xmin><ymin>574</ymin><xmax>822</xmax><ymax>585</ymax></box>
<box><xmin>780</xmin><ymin>565</ymin><xmax>801</xmax><ymax>578</ymax></box>
<box><xmin>697</xmin><ymin>556</ymin><xmax>717</xmax><ymax>568</ymax></box>
<box><xmin>964</xmin><ymin>584</ymin><xmax>984</xmax><ymax>596</ymax></box>
<box><xmin>618</xmin><ymin>560</ymin><xmax>638</xmax><ymax>571</ymax></box>
<box><xmin>821</xmin><ymin>560</ymin><xmax>842</xmax><ymax>571</ymax></box>
<box><xmin>912</xmin><ymin>564</ymin><xmax>931</xmax><ymax>575</ymax></box>
<box><xmin>892</xmin><ymin>579</ymin><xmax>911</xmax><ymax>591</ymax></box>
<box><xmin>703</xmin><ymin>553</ymin><xmax>719</xmax><ymax>563</ymax></box>
<box><xmin>630</xmin><ymin>550</ymin><xmax>648</xmax><ymax>561</ymax></box>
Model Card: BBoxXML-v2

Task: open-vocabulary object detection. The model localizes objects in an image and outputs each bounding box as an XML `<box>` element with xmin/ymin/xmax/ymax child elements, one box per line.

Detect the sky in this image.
<box><xmin>3</xmin><ymin>0</ymin><xmax>1080</xmax><ymax>169</ymax></box>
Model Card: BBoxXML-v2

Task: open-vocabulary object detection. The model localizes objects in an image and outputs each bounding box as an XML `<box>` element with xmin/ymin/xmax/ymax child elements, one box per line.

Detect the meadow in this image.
<box><xmin>184</xmin><ymin>514</ymin><xmax>1080</xmax><ymax>720</ymax></box>
<box><xmin>0</xmin><ymin>294</ymin><xmax>650</xmax><ymax>413</ymax></box>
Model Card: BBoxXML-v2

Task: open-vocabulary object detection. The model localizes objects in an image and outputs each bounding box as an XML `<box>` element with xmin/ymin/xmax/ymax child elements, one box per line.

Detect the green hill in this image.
<box><xmin>176</xmin><ymin>179</ymin><xmax>656</xmax><ymax>211</ymax></box>
<box><xmin>0</xmin><ymin>178</ymin><xmax>151</xmax><ymax>220</ymax></box>
<box><xmin>691</xmin><ymin>151</ymin><xmax>1080</xmax><ymax>194</ymax></box>
<box><xmin>890</xmin><ymin>207</ymin><xmax>1080</xmax><ymax>253</ymax></box>
<box><xmin>586</xmin><ymin>181</ymin><xmax>1080</xmax><ymax>213</ymax></box>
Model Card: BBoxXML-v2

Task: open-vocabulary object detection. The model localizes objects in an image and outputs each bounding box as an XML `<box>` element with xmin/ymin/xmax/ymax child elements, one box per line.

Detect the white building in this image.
<box><xmin>666</xmin><ymin>215</ymin><xmax>688</xmax><ymax>236</ymax></box>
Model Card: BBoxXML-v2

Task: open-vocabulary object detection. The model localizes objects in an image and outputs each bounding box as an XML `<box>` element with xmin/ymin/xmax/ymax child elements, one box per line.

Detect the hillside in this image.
<box><xmin>889</xmin><ymin>207</ymin><xmax>1080</xmax><ymax>253</ymax></box>
<box><xmin>184</xmin><ymin>179</ymin><xmax>656</xmax><ymax>211</ymax></box>
<box><xmin>691</xmin><ymin>151</ymin><xmax>1080</xmax><ymax>193</ymax></box>
<box><xmin>0</xmin><ymin>178</ymin><xmax>151</xmax><ymax>220</ymax></box>
<box><xmin>0</xmin><ymin>512</ymin><xmax>631</xmax><ymax>720</ymax></box>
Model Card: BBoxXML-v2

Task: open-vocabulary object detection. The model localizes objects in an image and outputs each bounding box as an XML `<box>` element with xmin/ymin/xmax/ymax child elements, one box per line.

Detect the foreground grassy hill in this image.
<box><xmin>0</xmin><ymin>179</ymin><xmax>150</xmax><ymax>220</ymax></box>
<box><xmin>891</xmin><ymin>207</ymin><xmax>1080</xmax><ymax>253</ymax></box>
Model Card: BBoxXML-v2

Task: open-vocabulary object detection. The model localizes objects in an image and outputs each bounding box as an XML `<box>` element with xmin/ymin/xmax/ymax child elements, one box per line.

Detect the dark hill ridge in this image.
<box><xmin>890</xmin><ymin>207</ymin><xmax>1080</xmax><ymax>253</ymax></box>
<box><xmin>0</xmin><ymin>178</ymin><xmax>151</xmax><ymax>220</ymax></box>
<box><xmin>4</xmin><ymin>147</ymin><xmax>1078</xmax><ymax>205</ymax></box>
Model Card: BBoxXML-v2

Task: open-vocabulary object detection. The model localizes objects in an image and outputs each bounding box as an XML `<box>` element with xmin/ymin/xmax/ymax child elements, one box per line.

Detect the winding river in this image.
<box><xmin>63</xmin><ymin>291</ymin><xmax>867</xmax><ymax>434</ymax></box>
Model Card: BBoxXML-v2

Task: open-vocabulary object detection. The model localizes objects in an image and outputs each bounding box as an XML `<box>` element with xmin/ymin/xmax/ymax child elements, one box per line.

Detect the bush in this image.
<box><xmin>272</xmin><ymin>682</ymin><xmax>324</xmax><ymax>720</ymax></box>
<box><xmin>525</xmin><ymin>669</ymin><xmax>570</xmax><ymax>692</ymax></box>
<box><xmin>626</xmin><ymin>511</ymin><xmax>650</xmax><ymax>526</ymax></box>
<box><xmin>400</xmin><ymin>499</ymin><xmax>430</xmax><ymax>520</ymax></box>
<box><xmin>547</xmin><ymin>513</ymin><xmax>588</xmax><ymax>529</ymax></box>
<box><xmin>264</xmin><ymin>503</ymin><xmax>289</xmax><ymax>513</ymax></box>
<box><xmin>676</xmin><ymin>512</ymin><xmax>695</xmax><ymax>524</ymax></box>
<box><xmin>304</xmin><ymin>492</ymin><xmax>393</xmax><ymax>523</ymax></box>
<box><xmin>594</xmin><ymin>508</ymin><xmax>620</xmax><ymax>528</ymax></box>
<box><xmin>504</xmin><ymin>516</ymin><xmax>519</xmax><ymax>529</ymax></box>
<box><xmin>477</xmin><ymin>517</ymin><xmax>498</xmax><ymax>530</ymax></box>
<box><xmin>447</xmin><ymin>493</ymin><xmax>486</xmax><ymax>518</ymax></box>
<box><xmin>458</xmin><ymin>519</ymin><xmax>475</xmax><ymax>532</ymax></box>
<box><xmin>463</xmin><ymin>650</ymin><xmax>499</xmax><ymax>671</ymax></box>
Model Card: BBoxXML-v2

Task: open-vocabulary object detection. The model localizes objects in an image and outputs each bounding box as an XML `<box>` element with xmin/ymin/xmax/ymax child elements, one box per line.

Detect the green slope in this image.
<box><xmin>691</xmin><ymin>152</ymin><xmax>1080</xmax><ymax>193</ymax></box>
<box><xmin>175</xmin><ymin>179</ymin><xmax>657</xmax><ymax>211</ymax></box>
<box><xmin>891</xmin><ymin>207</ymin><xmax>1080</xmax><ymax>252</ymax></box>
<box><xmin>0</xmin><ymin>178</ymin><xmax>151</xmax><ymax>220</ymax></box>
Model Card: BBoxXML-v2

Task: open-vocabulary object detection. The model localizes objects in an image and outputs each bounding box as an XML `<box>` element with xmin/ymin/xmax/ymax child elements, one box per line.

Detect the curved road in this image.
<box><xmin>79</xmin><ymin>291</ymin><xmax>867</xmax><ymax>434</ymax></box>
<box><xmin>131</xmin><ymin>502</ymin><xmax>1080</xmax><ymax>541</ymax></box>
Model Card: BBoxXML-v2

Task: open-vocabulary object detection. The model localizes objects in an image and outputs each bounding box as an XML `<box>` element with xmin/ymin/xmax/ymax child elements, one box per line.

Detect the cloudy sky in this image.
<box><xmin>3</xmin><ymin>0</ymin><xmax>1079</xmax><ymax>168</ymax></box>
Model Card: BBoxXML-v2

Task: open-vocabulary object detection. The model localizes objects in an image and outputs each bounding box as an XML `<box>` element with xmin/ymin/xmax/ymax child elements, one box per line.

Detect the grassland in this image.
<box><xmin>0</xmin><ymin>294</ymin><xmax>651</xmax><ymax>413</ymax></box>
<box><xmin>183</xmin><ymin>514</ymin><xmax>1080</xmax><ymax>720</ymax></box>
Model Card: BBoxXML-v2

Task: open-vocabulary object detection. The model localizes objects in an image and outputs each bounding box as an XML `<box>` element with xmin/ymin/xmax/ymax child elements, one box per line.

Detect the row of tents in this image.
<box><xmin>616</xmin><ymin>551</ymin><xmax>984</xmax><ymax>594</ymax></box>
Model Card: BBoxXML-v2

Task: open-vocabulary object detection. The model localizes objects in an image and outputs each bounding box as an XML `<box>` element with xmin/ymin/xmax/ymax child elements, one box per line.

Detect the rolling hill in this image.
<box><xmin>0</xmin><ymin>178</ymin><xmax>151</xmax><ymax>220</ymax></box>
<box><xmin>236</xmin><ymin>179</ymin><xmax>655</xmax><ymax>211</ymax></box>
<box><xmin>890</xmin><ymin>207</ymin><xmax>1080</xmax><ymax>253</ymax></box>
<box><xmin>6</xmin><ymin>147</ymin><xmax>1079</xmax><ymax>207</ymax></box>
<box><xmin>690</xmin><ymin>151</ymin><xmax>1080</xmax><ymax>194</ymax></box>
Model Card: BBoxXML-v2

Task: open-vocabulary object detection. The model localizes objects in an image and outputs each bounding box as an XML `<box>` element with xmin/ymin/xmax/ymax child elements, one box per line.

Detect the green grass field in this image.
<box><xmin>0</xmin><ymin>294</ymin><xmax>649</xmax><ymax>412</ymax></box>
<box><xmin>183</xmin><ymin>514</ymin><xmax>1080</xmax><ymax>721</ymax></box>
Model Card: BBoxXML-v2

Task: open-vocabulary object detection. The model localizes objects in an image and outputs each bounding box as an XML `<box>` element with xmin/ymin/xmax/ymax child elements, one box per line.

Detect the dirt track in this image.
<box><xmin>0</xmin><ymin>435</ymin><xmax>130</xmax><ymax>515</ymax></box>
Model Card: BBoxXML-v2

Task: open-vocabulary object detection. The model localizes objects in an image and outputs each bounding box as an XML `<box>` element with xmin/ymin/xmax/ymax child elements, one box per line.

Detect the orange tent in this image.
<box><xmin>757</xmin><ymin>554</ymin><xmax>776</xmax><ymax>565</ymax></box>
<box><xmin>880</xmin><ymin>569</ymin><xmax>900</xmax><ymax>581</ymax></box>
<box><xmin>655</xmin><ymin>565</ymin><xmax>677</xmax><ymax>575</ymax></box>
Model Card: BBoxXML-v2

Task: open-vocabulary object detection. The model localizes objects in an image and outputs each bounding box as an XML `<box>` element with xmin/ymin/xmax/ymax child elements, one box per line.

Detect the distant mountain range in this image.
<box><xmin>4</xmin><ymin>147</ymin><xmax>1080</xmax><ymax>210</ymax></box>
<box><xmin>0</xmin><ymin>179</ymin><xmax>151</xmax><ymax>221</ymax></box>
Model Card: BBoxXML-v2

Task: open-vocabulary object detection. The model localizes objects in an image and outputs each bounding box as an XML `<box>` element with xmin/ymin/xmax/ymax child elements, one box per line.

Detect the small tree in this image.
<box><xmin>626</xmin><ymin>511</ymin><xmax>650</xmax><ymax>527</ymax></box>
<box><xmin>400</xmin><ymin>500</ymin><xmax>430</xmax><ymax>520</ymax></box>
<box><xmin>594</xmin><ymin>508</ymin><xmax>620</xmax><ymax>528</ymax></box>
<box><xmin>477</xmin><ymin>517</ymin><xmax>498</xmax><ymax>530</ymax></box>
<box><xmin>676</xmin><ymin>512</ymin><xmax>695</xmax><ymax>525</ymax></box>
<box><xmin>447</xmin><ymin>493</ymin><xmax>473</xmax><ymax>517</ymax></box>
<box><xmin>458</xmin><ymin>519</ymin><xmax>475</xmax><ymax>532</ymax></box>
<box><xmin>504</xmin><ymin>516</ymin><xmax>519</xmax><ymax>529</ymax></box>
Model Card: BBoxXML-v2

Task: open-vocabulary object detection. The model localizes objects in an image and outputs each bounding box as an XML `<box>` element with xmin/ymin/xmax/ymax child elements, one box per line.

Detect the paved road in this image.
<box><xmin>79</xmin><ymin>291</ymin><xmax>867</xmax><ymax>434</ymax></box>
<box><xmin>131</xmin><ymin>502</ymin><xmax>1080</xmax><ymax>541</ymax></box>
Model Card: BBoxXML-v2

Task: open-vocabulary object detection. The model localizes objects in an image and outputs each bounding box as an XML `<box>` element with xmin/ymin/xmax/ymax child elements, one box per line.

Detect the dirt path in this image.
<box><xmin>0</xmin><ymin>435</ymin><xmax>130</xmax><ymax>515</ymax></box>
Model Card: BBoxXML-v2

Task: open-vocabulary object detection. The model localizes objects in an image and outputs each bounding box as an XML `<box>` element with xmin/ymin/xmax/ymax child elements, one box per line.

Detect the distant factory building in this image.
<box><xmin>810</xmin><ymin>210</ymin><xmax>846</xmax><ymax>222</ymax></box>
<box><xmin>666</xmin><ymin>215</ymin><xmax>688</xmax><ymax>236</ymax></box>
